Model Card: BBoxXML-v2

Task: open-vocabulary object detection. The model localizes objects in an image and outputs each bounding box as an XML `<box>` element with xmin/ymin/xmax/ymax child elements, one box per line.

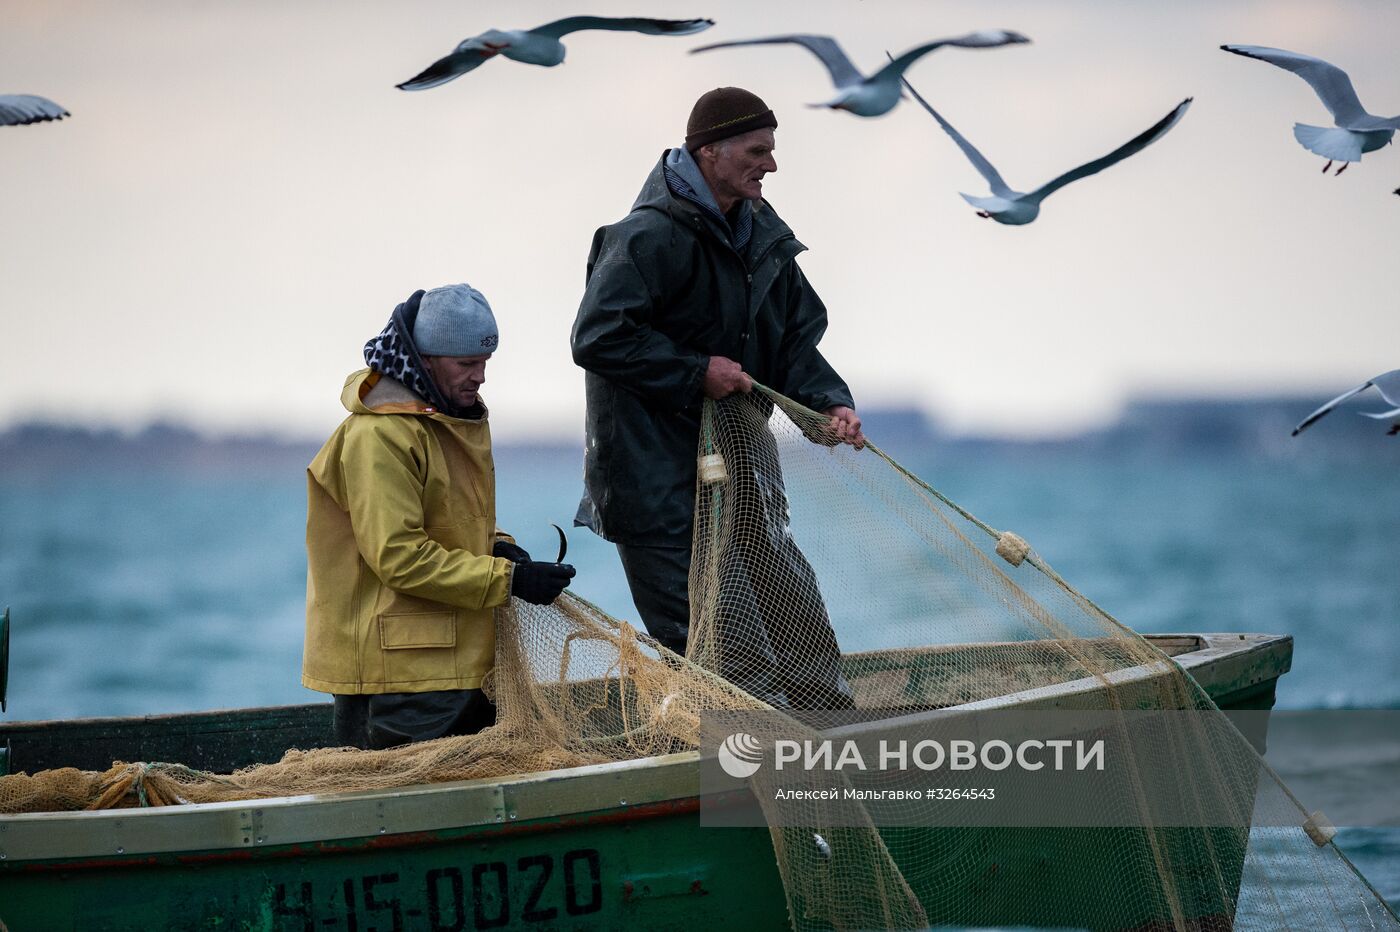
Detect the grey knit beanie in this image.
<box><xmin>412</xmin><ymin>283</ymin><xmax>499</xmax><ymax>356</ymax></box>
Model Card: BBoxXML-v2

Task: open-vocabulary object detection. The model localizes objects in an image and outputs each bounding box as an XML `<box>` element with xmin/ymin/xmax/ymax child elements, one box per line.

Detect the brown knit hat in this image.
<box><xmin>685</xmin><ymin>87</ymin><xmax>778</xmax><ymax>151</ymax></box>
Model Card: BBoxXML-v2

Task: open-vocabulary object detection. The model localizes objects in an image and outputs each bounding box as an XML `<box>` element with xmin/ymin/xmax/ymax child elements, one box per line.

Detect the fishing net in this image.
<box><xmin>0</xmin><ymin>601</ymin><xmax>750</xmax><ymax>807</ymax></box>
<box><xmin>2</xmin><ymin>385</ymin><xmax>1397</xmax><ymax>931</ymax></box>
<box><xmin>687</xmin><ymin>388</ymin><xmax>1399</xmax><ymax>930</ymax></box>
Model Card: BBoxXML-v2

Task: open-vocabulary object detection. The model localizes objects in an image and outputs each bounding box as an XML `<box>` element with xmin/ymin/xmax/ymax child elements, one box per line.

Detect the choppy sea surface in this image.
<box><xmin>2</xmin><ymin>434</ymin><xmax>1396</xmax><ymax>908</ymax></box>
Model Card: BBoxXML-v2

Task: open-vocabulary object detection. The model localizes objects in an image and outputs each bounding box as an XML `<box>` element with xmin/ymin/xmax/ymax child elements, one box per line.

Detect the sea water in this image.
<box><xmin>1</xmin><ymin>439</ymin><xmax>1396</xmax><ymax>905</ymax></box>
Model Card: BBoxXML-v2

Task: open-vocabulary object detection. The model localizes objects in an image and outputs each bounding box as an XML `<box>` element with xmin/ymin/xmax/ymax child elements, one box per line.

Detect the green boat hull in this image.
<box><xmin>0</xmin><ymin>633</ymin><xmax>1291</xmax><ymax>931</ymax></box>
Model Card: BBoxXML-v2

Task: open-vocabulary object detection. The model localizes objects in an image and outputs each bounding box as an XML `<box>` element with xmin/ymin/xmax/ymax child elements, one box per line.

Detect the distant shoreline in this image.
<box><xmin>2</xmin><ymin>396</ymin><xmax>1395</xmax><ymax>475</ymax></box>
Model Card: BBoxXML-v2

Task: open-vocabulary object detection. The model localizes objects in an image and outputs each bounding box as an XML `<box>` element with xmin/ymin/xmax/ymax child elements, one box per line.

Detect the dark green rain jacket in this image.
<box><xmin>571</xmin><ymin>150</ymin><xmax>854</xmax><ymax>546</ymax></box>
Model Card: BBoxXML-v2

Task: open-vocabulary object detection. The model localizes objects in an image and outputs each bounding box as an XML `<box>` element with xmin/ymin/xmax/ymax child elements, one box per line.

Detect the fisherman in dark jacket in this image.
<box><xmin>571</xmin><ymin>87</ymin><xmax>864</xmax><ymax>710</ymax></box>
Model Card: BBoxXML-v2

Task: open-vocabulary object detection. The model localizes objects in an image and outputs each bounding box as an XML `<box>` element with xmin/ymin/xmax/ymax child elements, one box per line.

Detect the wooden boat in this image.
<box><xmin>0</xmin><ymin>633</ymin><xmax>1291</xmax><ymax>930</ymax></box>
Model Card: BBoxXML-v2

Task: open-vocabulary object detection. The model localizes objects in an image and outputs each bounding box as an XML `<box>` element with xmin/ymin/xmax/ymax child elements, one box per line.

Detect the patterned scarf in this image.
<box><xmin>362</xmin><ymin>290</ymin><xmax>477</xmax><ymax>419</ymax></box>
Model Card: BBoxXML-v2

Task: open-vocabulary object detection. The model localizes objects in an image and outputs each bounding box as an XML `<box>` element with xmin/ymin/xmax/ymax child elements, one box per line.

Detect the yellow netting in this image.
<box><xmin>2</xmin><ymin>386</ymin><xmax>1396</xmax><ymax>932</ymax></box>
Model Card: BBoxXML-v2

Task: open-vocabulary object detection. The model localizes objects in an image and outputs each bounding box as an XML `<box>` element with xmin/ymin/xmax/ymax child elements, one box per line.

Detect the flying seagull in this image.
<box><xmin>690</xmin><ymin>30</ymin><xmax>1030</xmax><ymax>117</ymax></box>
<box><xmin>0</xmin><ymin>94</ymin><xmax>69</xmax><ymax>127</ymax></box>
<box><xmin>1292</xmin><ymin>370</ymin><xmax>1400</xmax><ymax>437</ymax></box>
<box><xmin>900</xmin><ymin>70</ymin><xmax>1191</xmax><ymax>225</ymax></box>
<box><xmin>1221</xmin><ymin>45</ymin><xmax>1400</xmax><ymax>175</ymax></box>
<box><xmin>397</xmin><ymin>16</ymin><xmax>714</xmax><ymax>90</ymax></box>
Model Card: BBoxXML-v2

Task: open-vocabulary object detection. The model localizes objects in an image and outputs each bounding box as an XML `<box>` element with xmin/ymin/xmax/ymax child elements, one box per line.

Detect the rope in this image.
<box><xmin>747</xmin><ymin>382</ymin><xmax>1155</xmax><ymax>645</ymax></box>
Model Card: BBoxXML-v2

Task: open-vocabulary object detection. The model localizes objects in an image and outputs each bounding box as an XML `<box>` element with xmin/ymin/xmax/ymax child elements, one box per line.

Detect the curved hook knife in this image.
<box><xmin>551</xmin><ymin>523</ymin><xmax>568</xmax><ymax>564</ymax></box>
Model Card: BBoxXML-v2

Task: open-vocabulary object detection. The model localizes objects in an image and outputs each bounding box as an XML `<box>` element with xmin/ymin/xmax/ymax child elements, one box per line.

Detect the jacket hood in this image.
<box><xmin>340</xmin><ymin>368</ymin><xmax>419</xmax><ymax>415</ymax></box>
<box><xmin>663</xmin><ymin>146</ymin><xmax>752</xmax><ymax>250</ymax></box>
<box><xmin>631</xmin><ymin>150</ymin><xmax>796</xmax><ymax>259</ymax></box>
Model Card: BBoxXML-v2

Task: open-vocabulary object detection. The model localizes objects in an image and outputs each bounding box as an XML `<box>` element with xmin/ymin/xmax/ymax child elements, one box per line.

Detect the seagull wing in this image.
<box><xmin>1292</xmin><ymin>376</ymin><xmax>1385</xmax><ymax>435</ymax></box>
<box><xmin>899</xmin><ymin>69</ymin><xmax>1013</xmax><ymax>196</ymax></box>
<box><xmin>872</xmin><ymin>30</ymin><xmax>1029</xmax><ymax>83</ymax></box>
<box><xmin>0</xmin><ymin>94</ymin><xmax>69</xmax><ymax>126</ymax></box>
<box><xmin>1028</xmin><ymin>98</ymin><xmax>1192</xmax><ymax>203</ymax></box>
<box><xmin>530</xmin><ymin>16</ymin><xmax>714</xmax><ymax>39</ymax></box>
<box><xmin>873</xmin><ymin>39</ymin><xmax>961</xmax><ymax>80</ymax></box>
<box><xmin>1368</xmin><ymin>369</ymin><xmax>1400</xmax><ymax>407</ymax></box>
<box><xmin>1221</xmin><ymin>45</ymin><xmax>1370</xmax><ymax>125</ymax></box>
<box><xmin>691</xmin><ymin>35</ymin><xmax>863</xmax><ymax>89</ymax></box>
<box><xmin>1359</xmin><ymin>406</ymin><xmax>1400</xmax><ymax>420</ymax></box>
<box><xmin>396</xmin><ymin>49</ymin><xmax>494</xmax><ymax>91</ymax></box>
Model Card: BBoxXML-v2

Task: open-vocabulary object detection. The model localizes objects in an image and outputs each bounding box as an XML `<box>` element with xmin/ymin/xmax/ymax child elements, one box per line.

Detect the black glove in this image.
<box><xmin>510</xmin><ymin>561</ymin><xmax>576</xmax><ymax>605</ymax></box>
<box><xmin>493</xmin><ymin>539</ymin><xmax>531</xmax><ymax>563</ymax></box>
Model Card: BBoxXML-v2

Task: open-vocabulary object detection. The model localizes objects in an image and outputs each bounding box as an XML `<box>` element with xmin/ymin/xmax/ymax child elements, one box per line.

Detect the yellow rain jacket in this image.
<box><xmin>302</xmin><ymin>369</ymin><xmax>513</xmax><ymax>694</ymax></box>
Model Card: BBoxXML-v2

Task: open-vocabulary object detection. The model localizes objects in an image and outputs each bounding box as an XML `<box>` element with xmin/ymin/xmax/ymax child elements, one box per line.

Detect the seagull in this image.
<box><xmin>690</xmin><ymin>30</ymin><xmax>1030</xmax><ymax>117</ymax></box>
<box><xmin>1292</xmin><ymin>370</ymin><xmax>1400</xmax><ymax>437</ymax></box>
<box><xmin>1221</xmin><ymin>45</ymin><xmax>1400</xmax><ymax>175</ymax></box>
<box><xmin>899</xmin><ymin>69</ymin><xmax>1191</xmax><ymax>225</ymax></box>
<box><xmin>0</xmin><ymin>94</ymin><xmax>69</xmax><ymax>127</ymax></box>
<box><xmin>397</xmin><ymin>16</ymin><xmax>714</xmax><ymax>90</ymax></box>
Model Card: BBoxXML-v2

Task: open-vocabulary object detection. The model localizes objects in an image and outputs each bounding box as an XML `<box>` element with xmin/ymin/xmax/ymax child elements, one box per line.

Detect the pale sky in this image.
<box><xmin>3</xmin><ymin>0</ymin><xmax>1398</xmax><ymax>441</ymax></box>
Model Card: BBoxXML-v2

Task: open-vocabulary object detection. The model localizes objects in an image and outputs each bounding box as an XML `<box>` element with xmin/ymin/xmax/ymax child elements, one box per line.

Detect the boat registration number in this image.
<box><xmin>270</xmin><ymin>847</ymin><xmax>604</xmax><ymax>929</ymax></box>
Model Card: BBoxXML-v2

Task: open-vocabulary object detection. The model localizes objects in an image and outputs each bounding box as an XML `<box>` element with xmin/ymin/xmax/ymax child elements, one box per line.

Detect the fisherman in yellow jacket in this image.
<box><xmin>304</xmin><ymin>284</ymin><xmax>576</xmax><ymax>749</ymax></box>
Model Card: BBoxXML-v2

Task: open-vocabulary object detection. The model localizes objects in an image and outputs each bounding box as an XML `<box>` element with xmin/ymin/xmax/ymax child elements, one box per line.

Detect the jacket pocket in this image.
<box><xmin>377</xmin><ymin>611</ymin><xmax>458</xmax><ymax>685</ymax></box>
<box><xmin>379</xmin><ymin>611</ymin><xmax>456</xmax><ymax>650</ymax></box>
